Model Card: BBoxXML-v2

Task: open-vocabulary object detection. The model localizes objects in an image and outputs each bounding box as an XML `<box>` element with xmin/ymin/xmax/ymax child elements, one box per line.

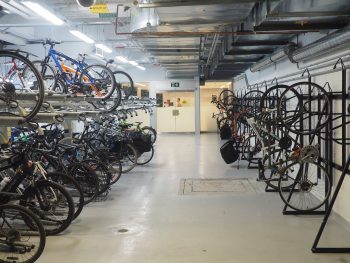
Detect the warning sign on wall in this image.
<box><xmin>90</xmin><ymin>4</ymin><xmax>109</xmax><ymax>14</ymax></box>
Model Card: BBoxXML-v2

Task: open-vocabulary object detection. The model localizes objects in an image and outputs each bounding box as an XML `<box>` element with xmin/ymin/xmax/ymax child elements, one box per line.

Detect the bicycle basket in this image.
<box><xmin>220</xmin><ymin>140</ymin><xmax>239</xmax><ymax>164</ymax></box>
<box><xmin>133</xmin><ymin>134</ymin><xmax>152</xmax><ymax>153</ymax></box>
<box><xmin>220</xmin><ymin>124</ymin><xmax>232</xmax><ymax>140</ymax></box>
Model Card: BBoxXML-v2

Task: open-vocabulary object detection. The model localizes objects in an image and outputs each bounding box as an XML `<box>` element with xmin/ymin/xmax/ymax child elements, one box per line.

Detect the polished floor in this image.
<box><xmin>41</xmin><ymin>134</ymin><xmax>350</xmax><ymax>263</ymax></box>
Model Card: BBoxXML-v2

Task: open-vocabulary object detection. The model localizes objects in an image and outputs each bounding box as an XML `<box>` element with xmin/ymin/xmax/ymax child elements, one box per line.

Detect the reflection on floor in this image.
<box><xmin>40</xmin><ymin>134</ymin><xmax>350</xmax><ymax>263</ymax></box>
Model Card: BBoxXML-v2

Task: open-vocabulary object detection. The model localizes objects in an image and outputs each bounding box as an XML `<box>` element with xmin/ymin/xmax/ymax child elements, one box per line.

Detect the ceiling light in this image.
<box><xmin>0</xmin><ymin>0</ymin><xmax>30</xmax><ymax>18</ymax></box>
<box><xmin>9</xmin><ymin>0</ymin><xmax>32</xmax><ymax>15</ymax></box>
<box><xmin>129</xmin><ymin>61</ymin><xmax>138</xmax><ymax>66</ymax></box>
<box><xmin>22</xmin><ymin>1</ymin><xmax>64</xmax><ymax>25</ymax></box>
<box><xmin>95</xmin><ymin>43</ymin><xmax>112</xmax><ymax>53</ymax></box>
<box><xmin>136</xmin><ymin>83</ymin><xmax>146</xmax><ymax>87</ymax></box>
<box><xmin>136</xmin><ymin>65</ymin><xmax>146</xmax><ymax>71</ymax></box>
<box><xmin>3</xmin><ymin>10</ymin><xmax>10</xmax><ymax>14</ymax></box>
<box><xmin>69</xmin><ymin>30</ymin><xmax>94</xmax><ymax>44</ymax></box>
<box><xmin>115</xmin><ymin>56</ymin><xmax>128</xmax><ymax>63</ymax></box>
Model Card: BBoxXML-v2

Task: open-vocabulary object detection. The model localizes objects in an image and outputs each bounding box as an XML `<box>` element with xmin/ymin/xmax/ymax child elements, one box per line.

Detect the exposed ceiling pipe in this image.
<box><xmin>291</xmin><ymin>26</ymin><xmax>350</xmax><ymax>63</ymax></box>
<box><xmin>120</xmin><ymin>30</ymin><xmax>319</xmax><ymax>37</ymax></box>
<box><xmin>136</xmin><ymin>0</ymin><xmax>279</xmax><ymax>8</ymax></box>
<box><xmin>250</xmin><ymin>43</ymin><xmax>296</xmax><ymax>72</ymax></box>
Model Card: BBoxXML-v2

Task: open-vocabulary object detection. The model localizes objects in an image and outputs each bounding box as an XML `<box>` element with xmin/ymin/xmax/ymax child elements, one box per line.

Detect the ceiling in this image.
<box><xmin>0</xmin><ymin>0</ymin><xmax>349</xmax><ymax>81</ymax></box>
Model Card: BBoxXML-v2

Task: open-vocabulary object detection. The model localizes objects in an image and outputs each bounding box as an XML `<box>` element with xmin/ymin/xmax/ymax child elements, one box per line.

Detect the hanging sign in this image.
<box><xmin>90</xmin><ymin>4</ymin><xmax>109</xmax><ymax>14</ymax></box>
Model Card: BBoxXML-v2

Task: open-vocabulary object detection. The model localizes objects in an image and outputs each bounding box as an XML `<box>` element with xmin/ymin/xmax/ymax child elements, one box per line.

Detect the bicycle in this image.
<box><xmin>0</xmin><ymin>50</ymin><xmax>45</xmax><ymax>122</ymax></box>
<box><xmin>26</xmin><ymin>40</ymin><xmax>120</xmax><ymax>110</ymax></box>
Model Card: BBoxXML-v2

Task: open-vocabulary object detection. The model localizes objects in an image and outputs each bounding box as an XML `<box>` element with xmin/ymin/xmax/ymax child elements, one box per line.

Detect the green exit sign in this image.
<box><xmin>171</xmin><ymin>82</ymin><xmax>180</xmax><ymax>88</ymax></box>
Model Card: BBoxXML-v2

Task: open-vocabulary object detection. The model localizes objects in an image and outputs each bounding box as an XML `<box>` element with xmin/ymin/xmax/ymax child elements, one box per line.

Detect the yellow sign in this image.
<box><xmin>90</xmin><ymin>4</ymin><xmax>109</xmax><ymax>14</ymax></box>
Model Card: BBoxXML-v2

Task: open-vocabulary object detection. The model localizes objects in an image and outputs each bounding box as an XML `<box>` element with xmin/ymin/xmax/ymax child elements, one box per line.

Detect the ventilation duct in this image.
<box><xmin>250</xmin><ymin>43</ymin><xmax>296</xmax><ymax>72</ymax></box>
<box><xmin>291</xmin><ymin>26</ymin><xmax>350</xmax><ymax>63</ymax></box>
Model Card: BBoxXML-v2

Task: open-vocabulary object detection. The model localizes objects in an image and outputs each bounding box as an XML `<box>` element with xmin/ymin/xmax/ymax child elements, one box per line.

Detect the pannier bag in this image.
<box><xmin>220</xmin><ymin>140</ymin><xmax>239</xmax><ymax>164</ymax></box>
<box><xmin>133</xmin><ymin>134</ymin><xmax>152</xmax><ymax>153</ymax></box>
<box><xmin>220</xmin><ymin>124</ymin><xmax>231</xmax><ymax>140</ymax></box>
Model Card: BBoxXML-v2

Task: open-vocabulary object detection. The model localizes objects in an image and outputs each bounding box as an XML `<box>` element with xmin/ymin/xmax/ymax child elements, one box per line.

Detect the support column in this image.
<box><xmin>194</xmin><ymin>76</ymin><xmax>201</xmax><ymax>136</ymax></box>
<box><xmin>149</xmin><ymin>84</ymin><xmax>157</xmax><ymax>130</ymax></box>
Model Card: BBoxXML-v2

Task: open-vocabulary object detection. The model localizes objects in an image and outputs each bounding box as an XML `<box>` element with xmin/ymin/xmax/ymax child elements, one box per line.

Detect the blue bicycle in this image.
<box><xmin>27</xmin><ymin>40</ymin><xmax>121</xmax><ymax>108</ymax></box>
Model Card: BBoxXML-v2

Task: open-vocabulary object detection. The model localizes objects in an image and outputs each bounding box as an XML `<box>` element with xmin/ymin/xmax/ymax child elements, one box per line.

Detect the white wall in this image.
<box><xmin>234</xmin><ymin>30</ymin><xmax>350</xmax><ymax>222</ymax></box>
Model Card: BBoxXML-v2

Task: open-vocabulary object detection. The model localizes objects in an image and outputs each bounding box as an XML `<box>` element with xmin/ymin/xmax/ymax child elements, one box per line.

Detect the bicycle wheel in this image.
<box><xmin>242</xmin><ymin>90</ymin><xmax>264</xmax><ymax>116</ymax></box>
<box><xmin>46</xmin><ymin>172</ymin><xmax>84</xmax><ymax>220</ymax></box>
<box><xmin>142</xmin><ymin>126</ymin><xmax>157</xmax><ymax>144</ymax></box>
<box><xmin>278</xmin><ymin>161</ymin><xmax>331</xmax><ymax>211</ymax></box>
<box><xmin>277</xmin><ymin>82</ymin><xmax>331</xmax><ymax>135</ymax></box>
<box><xmin>81</xmin><ymin>159</ymin><xmax>111</xmax><ymax>196</ymax></box>
<box><xmin>79</xmin><ymin>64</ymin><xmax>116</xmax><ymax>99</ymax></box>
<box><xmin>26</xmin><ymin>60</ymin><xmax>57</xmax><ymax>92</ymax></box>
<box><xmin>0</xmin><ymin>51</ymin><xmax>44</xmax><ymax>122</ymax></box>
<box><xmin>0</xmin><ymin>204</ymin><xmax>46</xmax><ymax>263</ymax></box>
<box><xmin>113</xmin><ymin>70</ymin><xmax>134</xmax><ymax>99</ymax></box>
<box><xmin>67</xmin><ymin>163</ymin><xmax>99</xmax><ymax>205</ymax></box>
<box><xmin>260</xmin><ymin>84</ymin><xmax>290</xmax><ymax>110</ymax></box>
<box><xmin>121</xmin><ymin>144</ymin><xmax>138</xmax><ymax>173</ymax></box>
<box><xmin>135</xmin><ymin>145</ymin><xmax>154</xmax><ymax>165</ymax></box>
<box><xmin>218</xmin><ymin>89</ymin><xmax>234</xmax><ymax>105</ymax></box>
<box><xmin>241</xmin><ymin>135</ymin><xmax>262</xmax><ymax>164</ymax></box>
<box><xmin>52</xmin><ymin>75</ymin><xmax>66</xmax><ymax>94</ymax></box>
<box><xmin>20</xmin><ymin>180</ymin><xmax>74</xmax><ymax>235</ymax></box>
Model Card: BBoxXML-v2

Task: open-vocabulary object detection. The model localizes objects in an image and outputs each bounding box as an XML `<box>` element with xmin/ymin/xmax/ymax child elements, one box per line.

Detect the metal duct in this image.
<box><xmin>250</xmin><ymin>43</ymin><xmax>296</xmax><ymax>72</ymax></box>
<box><xmin>292</xmin><ymin>26</ymin><xmax>350</xmax><ymax>63</ymax></box>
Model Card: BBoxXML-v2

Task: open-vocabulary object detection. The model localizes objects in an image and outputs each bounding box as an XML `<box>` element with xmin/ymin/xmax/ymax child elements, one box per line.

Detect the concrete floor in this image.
<box><xmin>40</xmin><ymin>134</ymin><xmax>350</xmax><ymax>263</ymax></box>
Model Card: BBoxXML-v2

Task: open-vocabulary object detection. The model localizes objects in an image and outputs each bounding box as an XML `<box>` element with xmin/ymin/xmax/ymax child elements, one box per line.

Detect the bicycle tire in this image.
<box><xmin>277</xmin><ymin>82</ymin><xmax>331</xmax><ymax>135</ymax></box>
<box><xmin>260</xmin><ymin>84</ymin><xmax>290</xmax><ymax>110</ymax></box>
<box><xmin>141</xmin><ymin>126</ymin><xmax>157</xmax><ymax>144</ymax></box>
<box><xmin>113</xmin><ymin>70</ymin><xmax>134</xmax><ymax>99</ymax></box>
<box><xmin>0</xmin><ymin>204</ymin><xmax>46</xmax><ymax>263</ymax></box>
<box><xmin>28</xmin><ymin>60</ymin><xmax>57</xmax><ymax>92</ymax></box>
<box><xmin>241</xmin><ymin>135</ymin><xmax>261</xmax><ymax>165</ymax></box>
<box><xmin>278</xmin><ymin>161</ymin><xmax>331</xmax><ymax>211</ymax></box>
<box><xmin>81</xmin><ymin>159</ymin><xmax>111</xmax><ymax>196</ymax></box>
<box><xmin>20</xmin><ymin>180</ymin><xmax>75</xmax><ymax>236</ymax></box>
<box><xmin>79</xmin><ymin>64</ymin><xmax>116</xmax><ymax>99</ymax></box>
<box><xmin>135</xmin><ymin>145</ymin><xmax>154</xmax><ymax>165</ymax></box>
<box><xmin>0</xmin><ymin>51</ymin><xmax>44</xmax><ymax>122</ymax></box>
<box><xmin>122</xmin><ymin>143</ymin><xmax>138</xmax><ymax>173</ymax></box>
<box><xmin>46</xmin><ymin>172</ymin><xmax>84</xmax><ymax>220</ymax></box>
<box><xmin>67</xmin><ymin>163</ymin><xmax>99</xmax><ymax>205</ymax></box>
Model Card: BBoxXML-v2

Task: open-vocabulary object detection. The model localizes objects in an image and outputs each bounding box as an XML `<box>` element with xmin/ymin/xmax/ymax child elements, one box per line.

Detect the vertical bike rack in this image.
<box><xmin>312</xmin><ymin>58</ymin><xmax>350</xmax><ymax>253</ymax></box>
<box><xmin>282</xmin><ymin>68</ymin><xmax>331</xmax><ymax>215</ymax></box>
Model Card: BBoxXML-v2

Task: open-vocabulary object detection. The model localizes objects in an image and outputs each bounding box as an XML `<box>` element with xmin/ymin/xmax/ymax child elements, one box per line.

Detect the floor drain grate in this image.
<box><xmin>179</xmin><ymin>178</ymin><xmax>264</xmax><ymax>195</ymax></box>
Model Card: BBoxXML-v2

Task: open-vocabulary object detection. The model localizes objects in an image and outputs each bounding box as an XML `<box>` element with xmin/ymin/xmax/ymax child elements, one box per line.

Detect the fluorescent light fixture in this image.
<box><xmin>129</xmin><ymin>61</ymin><xmax>138</xmax><ymax>66</ymax></box>
<box><xmin>3</xmin><ymin>10</ymin><xmax>11</xmax><ymax>14</ymax></box>
<box><xmin>136</xmin><ymin>83</ymin><xmax>146</xmax><ymax>87</ymax></box>
<box><xmin>0</xmin><ymin>0</ymin><xmax>31</xmax><ymax>18</ymax></box>
<box><xmin>115</xmin><ymin>56</ymin><xmax>128</xmax><ymax>63</ymax></box>
<box><xmin>95</xmin><ymin>43</ymin><xmax>112</xmax><ymax>53</ymax></box>
<box><xmin>69</xmin><ymin>30</ymin><xmax>94</xmax><ymax>44</ymax></box>
<box><xmin>9</xmin><ymin>0</ymin><xmax>32</xmax><ymax>15</ymax></box>
<box><xmin>22</xmin><ymin>1</ymin><xmax>64</xmax><ymax>25</ymax></box>
<box><xmin>136</xmin><ymin>65</ymin><xmax>146</xmax><ymax>71</ymax></box>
